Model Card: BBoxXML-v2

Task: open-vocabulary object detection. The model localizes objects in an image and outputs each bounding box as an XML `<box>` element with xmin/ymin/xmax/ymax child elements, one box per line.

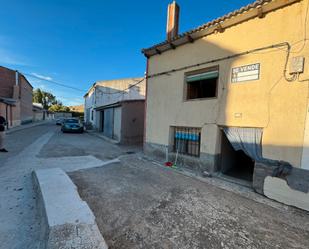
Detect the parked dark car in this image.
<box><xmin>56</xmin><ymin>118</ymin><xmax>64</xmax><ymax>125</ymax></box>
<box><xmin>61</xmin><ymin>118</ymin><xmax>84</xmax><ymax>133</ymax></box>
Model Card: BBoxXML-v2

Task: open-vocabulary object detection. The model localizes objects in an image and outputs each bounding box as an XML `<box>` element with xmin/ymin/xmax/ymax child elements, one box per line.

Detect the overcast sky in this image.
<box><xmin>0</xmin><ymin>0</ymin><xmax>253</xmax><ymax>106</ymax></box>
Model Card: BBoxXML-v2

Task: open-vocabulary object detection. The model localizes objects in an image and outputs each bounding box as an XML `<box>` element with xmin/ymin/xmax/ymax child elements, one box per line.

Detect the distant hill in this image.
<box><xmin>69</xmin><ymin>105</ymin><xmax>84</xmax><ymax>113</ymax></box>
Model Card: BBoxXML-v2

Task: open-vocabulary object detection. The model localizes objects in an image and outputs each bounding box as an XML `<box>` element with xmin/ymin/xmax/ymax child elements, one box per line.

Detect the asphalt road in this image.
<box><xmin>0</xmin><ymin>123</ymin><xmax>54</xmax><ymax>166</ymax></box>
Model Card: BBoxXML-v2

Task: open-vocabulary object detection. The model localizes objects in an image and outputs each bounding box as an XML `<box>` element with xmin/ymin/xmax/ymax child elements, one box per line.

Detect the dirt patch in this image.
<box><xmin>69</xmin><ymin>158</ymin><xmax>309</xmax><ymax>249</ymax></box>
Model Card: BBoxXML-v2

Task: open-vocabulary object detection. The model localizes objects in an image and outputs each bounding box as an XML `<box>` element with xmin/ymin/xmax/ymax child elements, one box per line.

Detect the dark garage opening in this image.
<box><xmin>220</xmin><ymin>131</ymin><xmax>255</xmax><ymax>182</ymax></box>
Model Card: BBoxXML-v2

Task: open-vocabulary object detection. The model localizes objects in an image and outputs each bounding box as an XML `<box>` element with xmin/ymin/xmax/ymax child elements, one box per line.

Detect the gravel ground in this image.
<box><xmin>70</xmin><ymin>156</ymin><xmax>309</xmax><ymax>249</ymax></box>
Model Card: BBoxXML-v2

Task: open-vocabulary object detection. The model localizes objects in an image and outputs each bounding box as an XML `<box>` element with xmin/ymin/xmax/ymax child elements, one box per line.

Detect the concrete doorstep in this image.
<box><xmin>32</xmin><ymin>168</ymin><xmax>108</xmax><ymax>249</ymax></box>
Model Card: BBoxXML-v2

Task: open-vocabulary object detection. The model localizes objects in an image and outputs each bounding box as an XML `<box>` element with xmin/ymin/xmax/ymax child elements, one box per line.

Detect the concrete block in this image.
<box><xmin>252</xmin><ymin>163</ymin><xmax>273</xmax><ymax>195</ymax></box>
<box><xmin>264</xmin><ymin>176</ymin><xmax>309</xmax><ymax>212</ymax></box>
<box><xmin>33</xmin><ymin>168</ymin><xmax>108</xmax><ymax>249</ymax></box>
<box><xmin>253</xmin><ymin>162</ymin><xmax>309</xmax><ymax>195</ymax></box>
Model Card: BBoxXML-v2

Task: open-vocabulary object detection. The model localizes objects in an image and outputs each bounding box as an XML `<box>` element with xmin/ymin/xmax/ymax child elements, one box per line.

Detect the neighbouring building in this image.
<box><xmin>0</xmin><ymin>66</ymin><xmax>33</xmax><ymax>128</ymax></box>
<box><xmin>32</xmin><ymin>103</ymin><xmax>53</xmax><ymax>122</ymax></box>
<box><xmin>142</xmin><ymin>0</ymin><xmax>309</xmax><ymax>210</ymax></box>
<box><xmin>84</xmin><ymin>77</ymin><xmax>146</xmax><ymax>144</ymax></box>
<box><xmin>53</xmin><ymin>112</ymin><xmax>73</xmax><ymax>119</ymax></box>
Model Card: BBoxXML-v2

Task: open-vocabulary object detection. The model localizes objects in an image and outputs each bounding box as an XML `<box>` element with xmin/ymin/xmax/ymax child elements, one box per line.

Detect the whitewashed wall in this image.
<box><xmin>95</xmin><ymin>78</ymin><xmax>145</xmax><ymax>107</ymax></box>
<box><xmin>84</xmin><ymin>78</ymin><xmax>145</xmax><ymax>130</ymax></box>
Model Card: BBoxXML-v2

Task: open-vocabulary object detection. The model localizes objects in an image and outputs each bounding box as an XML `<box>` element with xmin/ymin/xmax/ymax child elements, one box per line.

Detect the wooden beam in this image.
<box><xmin>187</xmin><ymin>35</ymin><xmax>194</xmax><ymax>43</ymax></box>
<box><xmin>215</xmin><ymin>24</ymin><xmax>224</xmax><ymax>33</ymax></box>
<box><xmin>169</xmin><ymin>42</ymin><xmax>176</xmax><ymax>49</ymax></box>
<box><xmin>155</xmin><ymin>48</ymin><xmax>162</xmax><ymax>54</ymax></box>
<box><xmin>257</xmin><ymin>7</ymin><xmax>265</xmax><ymax>18</ymax></box>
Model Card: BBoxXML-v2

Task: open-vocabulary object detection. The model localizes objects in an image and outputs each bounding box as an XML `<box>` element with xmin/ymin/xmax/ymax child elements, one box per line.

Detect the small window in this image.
<box><xmin>185</xmin><ymin>67</ymin><xmax>219</xmax><ymax>100</ymax></box>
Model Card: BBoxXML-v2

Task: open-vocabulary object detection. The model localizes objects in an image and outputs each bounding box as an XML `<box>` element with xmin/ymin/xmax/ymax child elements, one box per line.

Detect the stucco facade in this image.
<box><xmin>144</xmin><ymin>0</ymin><xmax>309</xmax><ymax>170</ymax></box>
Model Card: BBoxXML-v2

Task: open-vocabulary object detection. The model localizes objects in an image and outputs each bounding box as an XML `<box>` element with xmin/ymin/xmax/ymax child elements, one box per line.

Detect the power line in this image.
<box><xmin>23</xmin><ymin>72</ymin><xmax>145</xmax><ymax>97</ymax></box>
<box><xmin>21</xmin><ymin>72</ymin><xmax>86</xmax><ymax>92</ymax></box>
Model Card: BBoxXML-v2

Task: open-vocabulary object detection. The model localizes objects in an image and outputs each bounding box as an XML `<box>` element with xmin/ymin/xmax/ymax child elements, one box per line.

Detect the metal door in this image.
<box><xmin>113</xmin><ymin>107</ymin><xmax>122</xmax><ymax>141</ymax></box>
<box><xmin>103</xmin><ymin>108</ymin><xmax>114</xmax><ymax>138</ymax></box>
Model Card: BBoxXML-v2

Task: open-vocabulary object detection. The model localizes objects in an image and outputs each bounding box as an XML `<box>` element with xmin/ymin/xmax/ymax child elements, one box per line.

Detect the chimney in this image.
<box><xmin>13</xmin><ymin>71</ymin><xmax>20</xmax><ymax>99</ymax></box>
<box><xmin>166</xmin><ymin>1</ymin><xmax>180</xmax><ymax>41</ymax></box>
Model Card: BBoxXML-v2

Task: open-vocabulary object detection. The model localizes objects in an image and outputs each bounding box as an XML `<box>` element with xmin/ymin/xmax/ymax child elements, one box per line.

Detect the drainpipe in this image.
<box><xmin>15</xmin><ymin>70</ymin><xmax>20</xmax><ymax>98</ymax></box>
<box><xmin>94</xmin><ymin>86</ymin><xmax>97</xmax><ymax>127</ymax></box>
<box><xmin>94</xmin><ymin>86</ymin><xmax>96</xmax><ymax>107</ymax></box>
<box><xmin>5</xmin><ymin>104</ymin><xmax>9</xmax><ymax>130</ymax></box>
<box><xmin>15</xmin><ymin>70</ymin><xmax>19</xmax><ymax>86</ymax></box>
<box><xmin>143</xmin><ymin>58</ymin><xmax>149</xmax><ymax>150</ymax></box>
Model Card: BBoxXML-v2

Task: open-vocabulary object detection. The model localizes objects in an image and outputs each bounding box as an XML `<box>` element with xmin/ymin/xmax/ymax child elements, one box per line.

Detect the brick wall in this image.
<box><xmin>0</xmin><ymin>66</ymin><xmax>15</xmax><ymax>98</ymax></box>
<box><xmin>0</xmin><ymin>66</ymin><xmax>33</xmax><ymax>126</ymax></box>
<box><xmin>0</xmin><ymin>102</ymin><xmax>20</xmax><ymax>128</ymax></box>
<box><xmin>0</xmin><ymin>103</ymin><xmax>6</xmax><ymax>118</ymax></box>
<box><xmin>19</xmin><ymin>74</ymin><xmax>33</xmax><ymax>123</ymax></box>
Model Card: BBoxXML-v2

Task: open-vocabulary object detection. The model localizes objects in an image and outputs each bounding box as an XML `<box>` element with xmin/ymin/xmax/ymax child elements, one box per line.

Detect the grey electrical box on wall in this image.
<box><xmin>290</xmin><ymin>56</ymin><xmax>305</xmax><ymax>74</ymax></box>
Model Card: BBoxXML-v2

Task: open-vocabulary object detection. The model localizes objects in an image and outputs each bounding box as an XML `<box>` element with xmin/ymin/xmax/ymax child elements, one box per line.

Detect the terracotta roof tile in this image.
<box><xmin>142</xmin><ymin>0</ymin><xmax>273</xmax><ymax>54</ymax></box>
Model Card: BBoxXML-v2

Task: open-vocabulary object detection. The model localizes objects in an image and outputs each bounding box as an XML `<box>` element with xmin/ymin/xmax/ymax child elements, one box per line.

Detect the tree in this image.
<box><xmin>33</xmin><ymin>88</ymin><xmax>57</xmax><ymax>109</ymax></box>
<box><xmin>48</xmin><ymin>104</ymin><xmax>70</xmax><ymax>112</ymax></box>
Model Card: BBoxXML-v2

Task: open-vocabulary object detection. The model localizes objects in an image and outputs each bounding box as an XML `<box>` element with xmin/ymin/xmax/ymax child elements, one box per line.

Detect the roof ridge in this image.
<box><xmin>96</xmin><ymin>77</ymin><xmax>144</xmax><ymax>84</ymax></box>
<box><xmin>142</xmin><ymin>0</ymin><xmax>274</xmax><ymax>54</ymax></box>
<box><xmin>186</xmin><ymin>0</ymin><xmax>272</xmax><ymax>36</ymax></box>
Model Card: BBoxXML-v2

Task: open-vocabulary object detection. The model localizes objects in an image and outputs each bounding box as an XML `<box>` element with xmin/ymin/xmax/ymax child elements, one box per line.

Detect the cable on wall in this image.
<box><xmin>146</xmin><ymin>42</ymin><xmax>295</xmax><ymax>81</ymax></box>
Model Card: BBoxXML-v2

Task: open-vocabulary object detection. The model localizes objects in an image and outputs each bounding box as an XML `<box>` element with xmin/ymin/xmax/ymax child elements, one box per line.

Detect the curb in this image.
<box><xmin>85</xmin><ymin>130</ymin><xmax>119</xmax><ymax>144</ymax></box>
<box><xmin>32</xmin><ymin>168</ymin><xmax>108</xmax><ymax>249</ymax></box>
<box><xmin>6</xmin><ymin>121</ymin><xmax>52</xmax><ymax>134</ymax></box>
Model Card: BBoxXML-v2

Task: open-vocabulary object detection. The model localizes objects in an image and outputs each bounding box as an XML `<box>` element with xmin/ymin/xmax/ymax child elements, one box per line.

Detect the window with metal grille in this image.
<box><xmin>185</xmin><ymin>66</ymin><xmax>219</xmax><ymax>100</ymax></box>
<box><xmin>173</xmin><ymin>127</ymin><xmax>201</xmax><ymax>157</ymax></box>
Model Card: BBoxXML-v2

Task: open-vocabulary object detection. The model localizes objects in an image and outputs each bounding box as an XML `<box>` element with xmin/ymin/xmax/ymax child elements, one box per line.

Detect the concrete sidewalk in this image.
<box><xmin>6</xmin><ymin>120</ymin><xmax>53</xmax><ymax>134</ymax></box>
